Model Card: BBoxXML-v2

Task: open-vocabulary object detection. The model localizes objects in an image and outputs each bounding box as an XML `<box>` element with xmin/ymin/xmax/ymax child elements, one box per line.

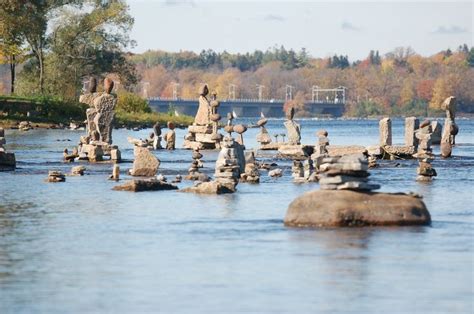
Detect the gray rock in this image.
<box><xmin>129</xmin><ymin>147</ymin><xmax>160</xmax><ymax>177</ymax></box>
<box><xmin>284</xmin><ymin>190</ymin><xmax>431</xmax><ymax>227</ymax></box>
<box><xmin>113</xmin><ymin>179</ymin><xmax>178</xmax><ymax>192</ymax></box>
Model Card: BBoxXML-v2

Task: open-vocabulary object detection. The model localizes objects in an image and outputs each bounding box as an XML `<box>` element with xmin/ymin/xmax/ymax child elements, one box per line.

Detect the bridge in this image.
<box><xmin>148</xmin><ymin>98</ymin><xmax>345</xmax><ymax>118</ymax></box>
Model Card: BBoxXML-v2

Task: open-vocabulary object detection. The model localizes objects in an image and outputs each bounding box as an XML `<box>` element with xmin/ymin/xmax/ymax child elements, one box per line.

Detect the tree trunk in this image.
<box><xmin>38</xmin><ymin>50</ymin><xmax>44</xmax><ymax>94</ymax></box>
<box><xmin>9</xmin><ymin>55</ymin><xmax>15</xmax><ymax>94</ymax></box>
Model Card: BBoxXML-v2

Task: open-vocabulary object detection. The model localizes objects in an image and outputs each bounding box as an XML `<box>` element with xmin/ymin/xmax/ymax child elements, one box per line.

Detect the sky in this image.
<box><xmin>127</xmin><ymin>0</ymin><xmax>473</xmax><ymax>60</ymax></box>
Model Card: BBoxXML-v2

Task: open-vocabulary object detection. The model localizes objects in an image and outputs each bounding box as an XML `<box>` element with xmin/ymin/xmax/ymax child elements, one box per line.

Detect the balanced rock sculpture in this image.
<box><xmin>0</xmin><ymin>128</ymin><xmax>16</xmax><ymax>171</ymax></box>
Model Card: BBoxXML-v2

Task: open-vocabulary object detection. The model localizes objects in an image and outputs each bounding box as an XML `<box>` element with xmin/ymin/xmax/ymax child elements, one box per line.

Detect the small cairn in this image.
<box><xmin>241</xmin><ymin>151</ymin><xmax>260</xmax><ymax>183</ymax></box>
<box><xmin>109</xmin><ymin>164</ymin><xmax>120</xmax><ymax>181</ymax></box>
<box><xmin>414</xmin><ymin>120</ymin><xmax>434</xmax><ymax>159</ymax></box>
<box><xmin>292</xmin><ymin>160</ymin><xmax>305</xmax><ymax>183</ymax></box>
<box><xmin>311</xmin><ymin>129</ymin><xmax>329</xmax><ymax>171</ymax></box>
<box><xmin>185</xmin><ymin>148</ymin><xmax>203</xmax><ymax>180</ymax></box>
<box><xmin>233</xmin><ymin>124</ymin><xmax>248</xmax><ymax>148</ymax></box>
<box><xmin>214</xmin><ymin>136</ymin><xmax>242</xmax><ymax>191</ymax></box>
<box><xmin>46</xmin><ymin>171</ymin><xmax>66</xmax><ymax>183</ymax></box>
<box><xmin>164</xmin><ymin>121</ymin><xmax>176</xmax><ymax>150</ymax></box>
<box><xmin>318</xmin><ymin>154</ymin><xmax>380</xmax><ymax>191</ymax></box>
<box><xmin>0</xmin><ymin>127</ymin><xmax>16</xmax><ymax>170</ymax></box>
<box><xmin>416</xmin><ymin>158</ymin><xmax>437</xmax><ymax>182</ymax></box>
<box><xmin>71</xmin><ymin>165</ymin><xmax>86</xmax><ymax>176</ymax></box>
<box><xmin>440</xmin><ymin>96</ymin><xmax>458</xmax><ymax>158</ymax></box>
<box><xmin>152</xmin><ymin>122</ymin><xmax>162</xmax><ymax>149</ymax></box>
<box><xmin>256</xmin><ymin>118</ymin><xmax>272</xmax><ymax>147</ymax></box>
<box><xmin>19</xmin><ymin>121</ymin><xmax>32</xmax><ymax>131</ymax></box>
<box><xmin>63</xmin><ymin>148</ymin><xmax>78</xmax><ymax>162</ymax></box>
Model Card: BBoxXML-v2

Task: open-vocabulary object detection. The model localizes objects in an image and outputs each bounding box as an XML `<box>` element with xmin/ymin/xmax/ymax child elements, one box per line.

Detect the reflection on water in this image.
<box><xmin>0</xmin><ymin>119</ymin><xmax>473</xmax><ymax>313</ymax></box>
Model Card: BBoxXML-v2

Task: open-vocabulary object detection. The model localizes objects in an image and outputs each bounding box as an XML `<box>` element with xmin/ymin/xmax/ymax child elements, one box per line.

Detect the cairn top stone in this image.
<box><xmin>199</xmin><ymin>84</ymin><xmax>209</xmax><ymax>96</ymax></box>
<box><xmin>257</xmin><ymin>118</ymin><xmax>268</xmax><ymax>127</ymax></box>
<box><xmin>104</xmin><ymin>78</ymin><xmax>114</xmax><ymax>94</ymax></box>
<box><xmin>233</xmin><ymin>124</ymin><xmax>247</xmax><ymax>134</ymax></box>
<box><xmin>88</xmin><ymin>77</ymin><xmax>97</xmax><ymax>93</ymax></box>
<box><xmin>316</xmin><ymin>129</ymin><xmax>328</xmax><ymax>137</ymax></box>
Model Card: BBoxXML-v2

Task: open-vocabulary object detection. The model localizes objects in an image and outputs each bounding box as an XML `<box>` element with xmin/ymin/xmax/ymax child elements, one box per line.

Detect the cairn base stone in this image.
<box><xmin>284</xmin><ymin>190</ymin><xmax>431</xmax><ymax>227</ymax></box>
<box><xmin>113</xmin><ymin>179</ymin><xmax>178</xmax><ymax>192</ymax></box>
<box><xmin>180</xmin><ymin>181</ymin><xmax>235</xmax><ymax>194</ymax></box>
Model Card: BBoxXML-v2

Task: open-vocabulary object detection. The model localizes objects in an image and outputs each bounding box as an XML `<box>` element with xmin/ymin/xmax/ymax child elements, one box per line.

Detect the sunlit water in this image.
<box><xmin>0</xmin><ymin>118</ymin><xmax>473</xmax><ymax>313</ymax></box>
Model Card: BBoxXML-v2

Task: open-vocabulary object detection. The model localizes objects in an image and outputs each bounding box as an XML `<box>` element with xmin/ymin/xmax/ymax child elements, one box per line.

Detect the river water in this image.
<box><xmin>0</xmin><ymin>119</ymin><xmax>473</xmax><ymax>313</ymax></box>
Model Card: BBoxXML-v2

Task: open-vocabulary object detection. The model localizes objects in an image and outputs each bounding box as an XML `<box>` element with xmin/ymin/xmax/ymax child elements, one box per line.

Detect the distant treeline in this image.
<box><xmin>132</xmin><ymin>45</ymin><xmax>474</xmax><ymax>116</ymax></box>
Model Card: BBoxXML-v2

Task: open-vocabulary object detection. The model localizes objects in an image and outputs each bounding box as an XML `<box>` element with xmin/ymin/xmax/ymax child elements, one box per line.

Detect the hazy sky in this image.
<box><xmin>128</xmin><ymin>0</ymin><xmax>473</xmax><ymax>59</ymax></box>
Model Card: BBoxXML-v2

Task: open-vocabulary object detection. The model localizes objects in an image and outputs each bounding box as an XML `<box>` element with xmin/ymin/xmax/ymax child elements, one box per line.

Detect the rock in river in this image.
<box><xmin>284</xmin><ymin>190</ymin><xmax>431</xmax><ymax>227</ymax></box>
<box><xmin>113</xmin><ymin>179</ymin><xmax>178</xmax><ymax>192</ymax></box>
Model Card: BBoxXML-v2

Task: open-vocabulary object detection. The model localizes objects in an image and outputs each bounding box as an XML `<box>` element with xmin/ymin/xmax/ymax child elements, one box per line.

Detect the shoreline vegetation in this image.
<box><xmin>0</xmin><ymin>94</ymin><xmax>193</xmax><ymax>129</ymax></box>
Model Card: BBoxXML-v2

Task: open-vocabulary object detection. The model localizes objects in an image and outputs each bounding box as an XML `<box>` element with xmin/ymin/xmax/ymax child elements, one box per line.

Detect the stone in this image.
<box><xmin>0</xmin><ymin>137</ymin><xmax>5</xmax><ymax>145</ymax></box>
<box><xmin>104</xmin><ymin>77</ymin><xmax>114</xmax><ymax>94</ymax></box>
<box><xmin>404</xmin><ymin>117</ymin><xmax>419</xmax><ymax>148</ymax></box>
<box><xmin>316</xmin><ymin>129</ymin><xmax>328</xmax><ymax>137</ymax></box>
<box><xmin>269</xmin><ymin>168</ymin><xmax>283</xmax><ymax>177</ymax></box>
<box><xmin>336</xmin><ymin>181</ymin><xmax>381</xmax><ymax>191</ymax></box>
<box><xmin>113</xmin><ymin>179</ymin><xmax>178</xmax><ymax>192</ymax></box>
<box><xmin>233</xmin><ymin>124</ymin><xmax>247</xmax><ymax>134</ymax></box>
<box><xmin>129</xmin><ymin>147</ymin><xmax>160</xmax><ymax>177</ymax></box>
<box><xmin>110</xmin><ymin>148</ymin><xmax>121</xmax><ymax>161</ymax></box>
<box><xmin>164</xmin><ymin>123</ymin><xmax>176</xmax><ymax>150</ymax></box>
<box><xmin>81</xmin><ymin>144</ymin><xmax>103</xmax><ymax>162</ymax></box>
<box><xmin>367</xmin><ymin>145</ymin><xmax>382</xmax><ymax>156</ymax></box>
<box><xmin>0</xmin><ymin>151</ymin><xmax>16</xmax><ymax>171</ymax></box>
<box><xmin>194</xmin><ymin>84</ymin><xmax>211</xmax><ymax>125</ymax></box>
<box><xmin>379</xmin><ymin>117</ymin><xmax>392</xmax><ymax>146</ymax></box>
<box><xmin>430</xmin><ymin>121</ymin><xmax>442</xmax><ymax>145</ymax></box>
<box><xmin>382</xmin><ymin>145</ymin><xmax>416</xmax><ymax>158</ymax></box>
<box><xmin>46</xmin><ymin>171</ymin><xmax>66</xmax><ymax>182</ymax></box>
<box><xmin>257</xmin><ymin>118</ymin><xmax>268</xmax><ymax>127</ymax></box>
<box><xmin>284</xmin><ymin>120</ymin><xmax>301</xmax><ymax>145</ymax></box>
<box><xmin>71</xmin><ymin>166</ymin><xmax>86</xmax><ymax>176</ymax></box>
<box><xmin>110</xmin><ymin>164</ymin><xmax>120</xmax><ymax>181</ymax></box>
<box><xmin>319</xmin><ymin>175</ymin><xmax>368</xmax><ymax>185</ymax></box>
<box><xmin>256</xmin><ymin>126</ymin><xmax>272</xmax><ymax>145</ymax></box>
<box><xmin>92</xmin><ymin>93</ymin><xmax>116</xmax><ymax>144</ymax></box>
<box><xmin>180</xmin><ymin>181</ymin><xmax>235</xmax><ymax>194</ymax></box>
<box><xmin>284</xmin><ymin>190</ymin><xmax>431</xmax><ymax>227</ymax></box>
<box><xmin>278</xmin><ymin>144</ymin><xmax>313</xmax><ymax>159</ymax></box>
<box><xmin>88</xmin><ymin>77</ymin><xmax>97</xmax><ymax>93</ymax></box>
<box><xmin>326</xmin><ymin>145</ymin><xmax>367</xmax><ymax>157</ymax></box>
<box><xmin>440</xmin><ymin>142</ymin><xmax>452</xmax><ymax>158</ymax></box>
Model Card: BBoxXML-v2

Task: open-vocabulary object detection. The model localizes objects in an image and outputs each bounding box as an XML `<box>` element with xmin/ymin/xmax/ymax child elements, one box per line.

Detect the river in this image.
<box><xmin>0</xmin><ymin>118</ymin><xmax>473</xmax><ymax>313</ymax></box>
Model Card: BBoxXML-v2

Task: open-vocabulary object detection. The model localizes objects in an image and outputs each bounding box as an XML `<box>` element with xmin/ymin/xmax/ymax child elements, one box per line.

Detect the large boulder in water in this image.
<box><xmin>129</xmin><ymin>147</ymin><xmax>160</xmax><ymax>177</ymax></box>
<box><xmin>284</xmin><ymin>190</ymin><xmax>431</xmax><ymax>227</ymax></box>
<box><xmin>113</xmin><ymin>179</ymin><xmax>177</xmax><ymax>192</ymax></box>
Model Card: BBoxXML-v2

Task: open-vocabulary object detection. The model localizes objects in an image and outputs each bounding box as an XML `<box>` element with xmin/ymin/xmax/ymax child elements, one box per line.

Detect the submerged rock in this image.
<box><xmin>112</xmin><ymin>179</ymin><xmax>178</xmax><ymax>192</ymax></box>
<box><xmin>284</xmin><ymin>190</ymin><xmax>431</xmax><ymax>227</ymax></box>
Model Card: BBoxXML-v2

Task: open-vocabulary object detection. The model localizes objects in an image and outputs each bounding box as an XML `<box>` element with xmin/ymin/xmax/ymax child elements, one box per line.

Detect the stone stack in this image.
<box><xmin>240</xmin><ymin>151</ymin><xmax>260</xmax><ymax>183</ymax></box>
<box><xmin>416</xmin><ymin>158</ymin><xmax>437</xmax><ymax>182</ymax></box>
<box><xmin>185</xmin><ymin>149</ymin><xmax>204</xmax><ymax>181</ymax></box>
<box><xmin>440</xmin><ymin>96</ymin><xmax>458</xmax><ymax>158</ymax></box>
<box><xmin>283</xmin><ymin>108</ymin><xmax>301</xmax><ymax>145</ymax></box>
<box><xmin>292</xmin><ymin>160</ymin><xmax>304</xmax><ymax>183</ymax></box>
<box><xmin>318</xmin><ymin>154</ymin><xmax>380</xmax><ymax>191</ymax></box>
<box><xmin>214</xmin><ymin>136</ymin><xmax>243</xmax><ymax>191</ymax></box>
<box><xmin>233</xmin><ymin>124</ymin><xmax>247</xmax><ymax>148</ymax></box>
<box><xmin>46</xmin><ymin>171</ymin><xmax>66</xmax><ymax>182</ymax></box>
<box><xmin>405</xmin><ymin>117</ymin><xmax>419</xmax><ymax>149</ymax></box>
<box><xmin>164</xmin><ymin>121</ymin><xmax>176</xmax><ymax>150</ymax></box>
<box><xmin>152</xmin><ymin>122</ymin><xmax>163</xmax><ymax>149</ymax></box>
<box><xmin>413</xmin><ymin>122</ymin><xmax>433</xmax><ymax>159</ymax></box>
<box><xmin>256</xmin><ymin>118</ymin><xmax>272</xmax><ymax>148</ymax></box>
<box><xmin>0</xmin><ymin>128</ymin><xmax>16</xmax><ymax>171</ymax></box>
<box><xmin>379</xmin><ymin>117</ymin><xmax>392</xmax><ymax>146</ymax></box>
<box><xmin>77</xmin><ymin>77</ymin><xmax>121</xmax><ymax>162</ymax></box>
<box><xmin>311</xmin><ymin>129</ymin><xmax>329</xmax><ymax>171</ymax></box>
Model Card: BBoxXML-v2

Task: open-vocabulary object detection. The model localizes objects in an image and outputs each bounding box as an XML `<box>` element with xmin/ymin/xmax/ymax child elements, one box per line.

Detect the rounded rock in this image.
<box><xmin>233</xmin><ymin>124</ymin><xmax>247</xmax><ymax>134</ymax></box>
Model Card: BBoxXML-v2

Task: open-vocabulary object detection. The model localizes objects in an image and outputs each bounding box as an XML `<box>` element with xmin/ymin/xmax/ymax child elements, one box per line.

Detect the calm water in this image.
<box><xmin>0</xmin><ymin>118</ymin><xmax>473</xmax><ymax>313</ymax></box>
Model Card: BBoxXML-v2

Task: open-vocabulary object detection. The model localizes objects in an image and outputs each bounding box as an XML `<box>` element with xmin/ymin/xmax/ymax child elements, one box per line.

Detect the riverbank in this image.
<box><xmin>0</xmin><ymin>95</ymin><xmax>194</xmax><ymax>129</ymax></box>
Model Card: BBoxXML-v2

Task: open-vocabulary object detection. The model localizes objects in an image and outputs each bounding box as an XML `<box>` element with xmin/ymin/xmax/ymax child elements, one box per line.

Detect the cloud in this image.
<box><xmin>341</xmin><ymin>21</ymin><xmax>360</xmax><ymax>31</ymax></box>
<box><xmin>163</xmin><ymin>0</ymin><xmax>196</xmax><ymax>7</ymax></box>
<box><xmin>264</xmin><ymin>14</ymin><xmax>285</xmax><ymax>22</ymax></box>
<box><xmin>433</xmin><ymin>25</ymin><xmax>468</xmax><ymax>34</ymax></box>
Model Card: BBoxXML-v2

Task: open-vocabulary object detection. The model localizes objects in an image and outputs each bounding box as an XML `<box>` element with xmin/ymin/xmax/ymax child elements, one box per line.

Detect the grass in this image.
<box><xmin>0</xmin><ymin>94</ymin><xmax>194</xmax><ymax>128</ymax></box>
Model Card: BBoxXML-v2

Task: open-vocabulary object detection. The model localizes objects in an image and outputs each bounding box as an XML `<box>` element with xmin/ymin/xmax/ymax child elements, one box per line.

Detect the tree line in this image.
<box><xmin>134</xmin><ymin>45</ymin><xmax>474</xmax><ymax>116</ymax></box>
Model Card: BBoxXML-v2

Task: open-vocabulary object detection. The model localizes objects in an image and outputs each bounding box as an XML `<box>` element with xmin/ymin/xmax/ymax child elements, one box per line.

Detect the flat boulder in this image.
<box><xmin>180</xmin><ymin>181</ymin><xmax>235</xmax><ymax>194</ymax></box>
<box><xmin>284</xmin><ymin>190</ymin><xmax>431</xmax><ymax>227</ymax></box>
<box><xmin>327</xmin><ymin>145</ymin><xmax>367</xmax><ymax>157</ymax></box>
<box><xmin>113</xmin><ymin>179</ymin><xmax>178</xmax><ymax>192</ymax></box>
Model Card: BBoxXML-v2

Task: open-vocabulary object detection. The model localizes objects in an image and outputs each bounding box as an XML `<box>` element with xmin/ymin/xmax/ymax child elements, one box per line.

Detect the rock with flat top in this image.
<box><xmin>180</xmin><ymin>181</ymin><xmax>235</xmax><ymax>194</ymax></box>
<box><xmin>284</xmin><ymin>190</ymin><xmax>431</xmax><ymax>227</ymax></box>
<box><xmin>113</xmin><ymin>179</ymin><xmax>177</xmax><ymax>192</ymax></box>
<box><xmin>129</xmin><ymin>147</ymin><xmax>160</xmax><ymax>177</ymax></box>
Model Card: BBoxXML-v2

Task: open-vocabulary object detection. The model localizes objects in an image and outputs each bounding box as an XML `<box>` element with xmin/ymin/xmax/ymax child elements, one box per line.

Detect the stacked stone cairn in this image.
<box><xmin>311</xmin><ymin>129</ymin><xmax>330</xmax><ymax>171</ymax></box>
<box><xmin>0</xmin><ymin>128</ymin><xmax>16</xmax><ymax>170</ymax></box>
<box><xmin>183</xmin><ymin>85</ymin><xmax>222</xmax><ymax>150</ymax></box>
<box><xmin>440</xmin><ymin>96</ymin><xmax>458</xmax><ymax>158</ymax></box>
<box><xmin>214</xmin><ymin>135</ymin><xmax>243</xmax><ymax>191</ymax></box>
<box><xmin>185</xmin><ymin>148</ymin><xmax>204</xmax><ymax>181</ymax></box>
<box><xmin>318</xmin><ymin>154</ymin><xmax>380</xmax><ymax>191</ymax></box>
<box><xmin>416</xmin><ymin>158</ymin><xmax>437</xmax><ymax>182</ymax></box>
<box><xmin>283</xmin><ymin>107</ymin><xmax>301</xmax><ymax>145</ymax></box>
<box><xmin>241</xmin><ymin>151</ymin><xmax>260</xmax><ymax>183</ymax></box>
<box><xmin>256</xmin><ymin>118</ymin><xmax>272</xmax><ymax>148</ymax></box>
<box><xmin>152</xmin><ymin>122</ymin><xmax>162</xmax><ymax>149</ymax></box>
<box><xmin>46</xmin><ymin>171</ymin><xmax>66</xmax><ymax>183</ymax></box>
<box><xmin>76</xmin><ymin>77</ymin><xmax>121</xmax><ymax>163</ymax></box>
<box><xmin>233</xmin><ymin>124</ymin><xmax>247</xmax><ymax>148</ymax></box>
<box><xmin>164</xmin><ymin>121</ymin><xmax>176</xmax><ymax>150</ymax></box>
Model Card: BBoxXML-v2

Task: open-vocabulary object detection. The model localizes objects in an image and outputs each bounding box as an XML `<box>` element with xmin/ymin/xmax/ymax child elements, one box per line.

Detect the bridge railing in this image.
<box><xmin>148</xmin><ymin>97</ymin><xmax>344</xmax><ymax>105</ymax></box>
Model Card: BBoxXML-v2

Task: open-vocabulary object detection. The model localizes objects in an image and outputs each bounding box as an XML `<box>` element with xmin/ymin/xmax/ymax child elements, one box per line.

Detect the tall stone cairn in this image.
<box><xmin>311</xmin><ymin>129</ymin><xmax>329</xmax><ymax>171</ymax></box>
<box><xmin>318</xmin><ymin>154</ymin><xmax>380</xmax><ymax>191</ymax></box>
<box><xmin>214</xmin><ymin>136</ymin><xmax>244</xmax><ymax>191</ymax></box>
<box><xmin>404</xmin><ymin>117</ymin><xmax>419</xmax><ymax>149</ymax></box>
<box><xmin>185</xmin><ymin>148</ymin><xmax>204</xmax><ymax>180</ymax></box>
<box><xmin>379</xmin><ymin>117</ymin><xmax>392</xmax><ymax>146</ymax></box>
<box><xmin>440</xmin><ymin>96</ymin><xmax>458</xmax><ymax>158</ymax></box>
